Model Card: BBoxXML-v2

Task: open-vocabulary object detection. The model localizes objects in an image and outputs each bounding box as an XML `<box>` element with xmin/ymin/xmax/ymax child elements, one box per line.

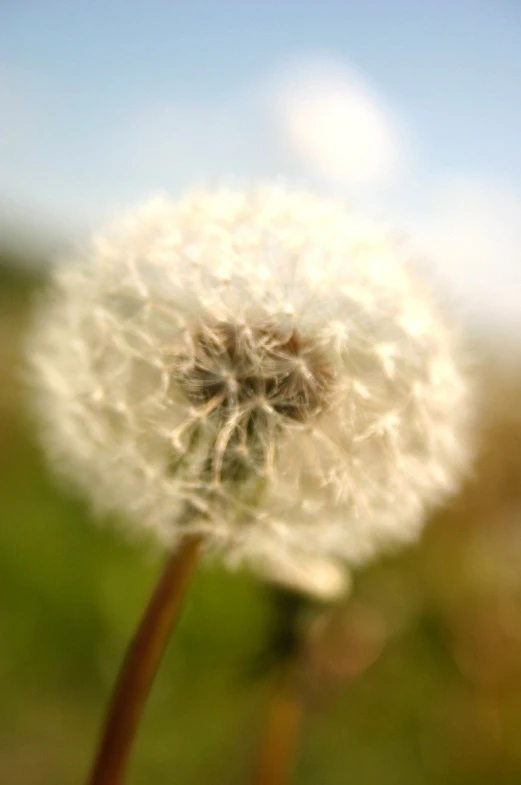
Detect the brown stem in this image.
<box><xmin>86</xmin><ymin>533</ymin><xmax>204</xmax><ymax>785</ymax></box>
<box><xmin>252</xmin><ymin>665</ymin><xmax>304</xmax><ymax>785</ymax></box>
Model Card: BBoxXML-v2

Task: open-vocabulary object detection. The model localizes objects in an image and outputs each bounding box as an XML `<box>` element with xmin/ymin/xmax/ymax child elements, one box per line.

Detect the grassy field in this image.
<box><xmin>3</xmin><ymin>252</ymin><xmax>521</xmax><ymax>784</ymax></box>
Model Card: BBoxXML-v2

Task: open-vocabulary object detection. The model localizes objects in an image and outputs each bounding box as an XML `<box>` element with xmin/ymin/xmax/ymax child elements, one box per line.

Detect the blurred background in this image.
<box><xmin>2</xmin><ymin>2</ymin><xmax>521</xmax><ymax>783</ymax></box>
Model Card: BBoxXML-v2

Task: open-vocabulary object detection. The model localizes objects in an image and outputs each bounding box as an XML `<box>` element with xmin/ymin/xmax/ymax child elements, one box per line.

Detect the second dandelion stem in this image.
<box><xmin>251</xmin><ymin>589</ymin><xmax>309</xmax><ymax>785</ymax></box>
<box><xmin>253</xmin><ymin>664</ymin><xmax>304</xmax><ymax>785</ymax></box>
<box><xmin>86</xmin><ymin>532</ymin><xmax>204</xmax><ymax>785</ymax></box>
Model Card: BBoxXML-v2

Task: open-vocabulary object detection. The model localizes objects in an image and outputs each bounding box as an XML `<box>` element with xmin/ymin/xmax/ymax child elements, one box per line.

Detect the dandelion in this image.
<box><xmin>29</xmin><ymin>186</ymin><xmax>472</xmax><ymax>571</ymax></box>
<box><xmin>27</xmin><ymin>185</ymin><xmax>474</xmax><ymax>784</ymax></box>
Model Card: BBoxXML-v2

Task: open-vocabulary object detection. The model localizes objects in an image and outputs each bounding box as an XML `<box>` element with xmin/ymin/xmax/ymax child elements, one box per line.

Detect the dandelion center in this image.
<box><xmin>172</xmin><ymin>322</ymin><xmax>335</xmax><ymax>482</ymax></box>
<box><xmin>180</xmin><ymin>322</ymin><xmax>334</xmax><ymax>422</ymax></box>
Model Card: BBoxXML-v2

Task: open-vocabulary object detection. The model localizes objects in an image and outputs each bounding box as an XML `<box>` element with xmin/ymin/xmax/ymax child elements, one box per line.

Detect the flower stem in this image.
<box><xmin>86</xmin><ymin>533</ymin><xmax>204</xmax><ymax>785</ymax></box>
<box><xmin>252</xmin><ymin>664</ymin><xmax>304</xmax><ymax>785</ymax></box>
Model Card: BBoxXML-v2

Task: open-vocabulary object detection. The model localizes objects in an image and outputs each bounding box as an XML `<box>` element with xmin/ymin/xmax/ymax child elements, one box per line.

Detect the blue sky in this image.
<box><xmin>1</xmin><ymin>1</ymin><xmax>521</xmax><ymax>331</ymax></box>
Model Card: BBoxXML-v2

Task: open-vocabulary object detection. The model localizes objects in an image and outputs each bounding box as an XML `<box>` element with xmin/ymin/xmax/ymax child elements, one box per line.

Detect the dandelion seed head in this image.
<box><xmin>27</xmin><ymin>185</ymin><xmax>474</xmax><ymax>584</ymax></box>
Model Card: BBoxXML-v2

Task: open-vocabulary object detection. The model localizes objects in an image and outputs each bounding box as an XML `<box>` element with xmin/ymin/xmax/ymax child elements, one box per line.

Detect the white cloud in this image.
<box><xmin>268</xmin><ymin>56</ymin><xmax>407</xmax><ymax>187</ymax></box>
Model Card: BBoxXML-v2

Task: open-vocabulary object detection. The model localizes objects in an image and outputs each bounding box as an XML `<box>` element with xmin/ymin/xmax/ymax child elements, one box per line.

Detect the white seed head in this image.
<box><xmin>27</xmin><ymin>185</ymin><xmax>474</xmax><ymax>584</ymax></box>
